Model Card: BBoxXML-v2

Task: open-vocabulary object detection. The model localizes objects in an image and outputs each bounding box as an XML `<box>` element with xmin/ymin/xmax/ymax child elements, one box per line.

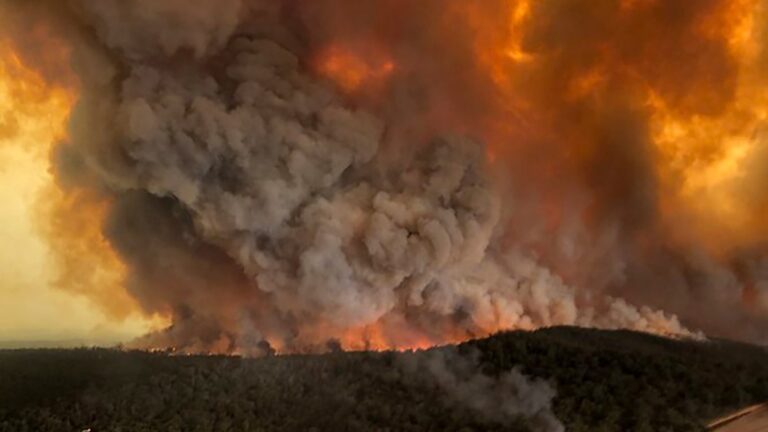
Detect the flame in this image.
<box><xmin>338</xmin><ymin>321</ymin><xmax>471</xmax><ymax>352</ymax></box>
<box><xmin>4</xmin><ymin>0</ymin><xmax>767</xmax><ymax>353</ymax></box>
<box><xmin>322</xmin><ymin>0</ymin><xmax>768</xmax><ymax>350</ymax></box>
<box><xmin>281</xmin><ymin>0</ymin><xmax>768</xmax><ymax>352</ymax></box>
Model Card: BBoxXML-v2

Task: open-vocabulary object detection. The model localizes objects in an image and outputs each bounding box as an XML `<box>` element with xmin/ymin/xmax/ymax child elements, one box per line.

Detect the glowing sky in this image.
<box><xmin>0</xmin><ymin>44</ymin><xmax>159</xmax><ymax>346</ymax></box>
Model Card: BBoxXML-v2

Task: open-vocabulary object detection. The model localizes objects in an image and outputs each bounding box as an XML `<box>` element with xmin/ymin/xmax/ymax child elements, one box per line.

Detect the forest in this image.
<box><xmin>1</xmin><ymin>326</ymin><xmax>767</xmax><ymax>431</ymax></box>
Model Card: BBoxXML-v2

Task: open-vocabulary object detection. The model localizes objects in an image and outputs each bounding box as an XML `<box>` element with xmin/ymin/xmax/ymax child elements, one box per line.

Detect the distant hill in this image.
<box><xmin>1</xmin><ymin>326</ymin><xmax>767</xmax><ymax>431</ymax></box>
<box><xmin>464</xmin><ymin>327</ymin><xmax>768</xmax><ymax>431</ymax></box>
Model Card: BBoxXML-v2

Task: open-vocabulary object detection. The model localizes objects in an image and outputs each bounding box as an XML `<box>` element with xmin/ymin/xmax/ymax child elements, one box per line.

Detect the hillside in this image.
<box><xmin>1</xmin><ymin>327</ymin><xmax>767</xmax><ymax>431</ymax></box>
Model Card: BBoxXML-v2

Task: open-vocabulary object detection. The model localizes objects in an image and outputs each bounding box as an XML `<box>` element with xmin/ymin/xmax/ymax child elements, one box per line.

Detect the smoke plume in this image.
<box><xmin>3</xmin><ymin>0</ymin><xmax>768</xmax><ymax>352</ymax></box>
<box><xmin>399</xmin><ymin>347</ymin><xmax>564</xmax><ymax>432</ymax></box>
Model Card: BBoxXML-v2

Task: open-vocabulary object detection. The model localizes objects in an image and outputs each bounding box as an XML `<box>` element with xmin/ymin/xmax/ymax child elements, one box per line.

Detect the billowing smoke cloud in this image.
<box><xmin>3</xmin><ymin>0</ymin><xmax>768</xmax><ymax>352</ymax></box>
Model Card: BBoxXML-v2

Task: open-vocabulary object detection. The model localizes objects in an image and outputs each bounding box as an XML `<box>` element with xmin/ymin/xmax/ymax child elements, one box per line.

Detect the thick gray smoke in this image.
<box><xmin>1</xmin><ymin>0</ymin><xmax>701</xmax><ymax>353</ymax></box>
<box><xmin>23</xmin><ymin>0</ymin><xmax>768</xmax><ymax>355</ymax></box>
<box><xmin>82</xmin><ymin>17</ymin><xmax>692</xmax><ymax>350</ymax></box>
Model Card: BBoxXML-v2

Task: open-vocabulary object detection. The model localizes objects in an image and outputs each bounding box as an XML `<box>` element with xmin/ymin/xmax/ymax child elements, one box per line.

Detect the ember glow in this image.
<box><xmin>316</xmin><ymin>44</ymin><xmax>395</xmax><ymax>94</ymax></box>
<box><xmin>3</xmin><ymin>0</ymin><xmax>768</xmax><ymax>353</ymax></box>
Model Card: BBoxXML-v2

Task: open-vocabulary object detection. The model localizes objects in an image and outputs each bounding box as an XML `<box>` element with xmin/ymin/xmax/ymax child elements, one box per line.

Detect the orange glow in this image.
<box><xmin>0</xmin><ymin>43</ymin><xmax>72</xmax><ymax>149</ymax></box>
<box><xmin>648</xmin><ymin>0</ymin><xmax>768</xmax><ymax>254</ymax></box>
<box><xmin>0</xmin><ymin>39</ymin><xmax>130</xmax><ymax>312</ymax></box>
<box><xmin>338</xmin><ymin>320</ymin><xmax>474</xmax><ymax>352</ymax></box>
<box><xmin>316</xmin><ymin>44</ymin><xmax>395</xmax><ymax>93</ymax></box>
<box><xmin>470</xmin><ymin>0</ymin><xmax>534</xmax><ymax>91</ymax></box>
<box><xmin>0</xmin><ymin>36</ymin><xmax>167</xmax><ymax>342</ymax></box>
<box><xmin>38</xmin><ymin>187</ymin><xmax>139</xmax><ymax>319</ymax></box>
<box><xmin>505</xmin><ymin>0</ymin><xmax>534</xmax><ymax>64</ymax></box>
<box><xmin>459</xmin><ymin>0</ymin><xmax>768</xmax><ymax>257</ymax></box>
<box><xmin>6</xmin><ymin>0</ymin><xmax>768</xmax><ymax>352</ymax></box>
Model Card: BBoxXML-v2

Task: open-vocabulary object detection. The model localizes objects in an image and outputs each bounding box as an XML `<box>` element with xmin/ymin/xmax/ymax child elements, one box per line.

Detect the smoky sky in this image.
<box><xmin>2</xmin><ymin>0</ymin><xmax>768</xmax><ymax>352</ymax></box>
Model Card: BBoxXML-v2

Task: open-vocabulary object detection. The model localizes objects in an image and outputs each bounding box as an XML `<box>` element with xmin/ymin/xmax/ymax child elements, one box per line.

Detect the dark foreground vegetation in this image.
<box><xmin>1</xmin><ymin>327</ymin><xmax>768</xmax><ymax>431</ymax></box>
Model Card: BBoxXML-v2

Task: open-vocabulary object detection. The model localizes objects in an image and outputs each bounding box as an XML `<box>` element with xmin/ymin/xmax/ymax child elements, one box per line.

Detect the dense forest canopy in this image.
<box><xmin>2</xmin><ymin>327</ymin><xmax>768</xmax><ymax>431</ymax></box>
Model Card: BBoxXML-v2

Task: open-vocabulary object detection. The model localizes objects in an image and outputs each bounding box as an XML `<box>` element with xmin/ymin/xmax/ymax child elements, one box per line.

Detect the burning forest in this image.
<box><xmin>2</xmin><ymin>0</ymin><xmax>768</xmax><ymax>356</ymax></box>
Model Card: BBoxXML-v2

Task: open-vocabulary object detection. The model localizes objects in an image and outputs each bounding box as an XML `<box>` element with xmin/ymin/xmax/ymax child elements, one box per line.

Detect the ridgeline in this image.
<box><xmin>1</xmin><ymin>327</ymin><xmax>767</xmax><ymax>431</ymax></box>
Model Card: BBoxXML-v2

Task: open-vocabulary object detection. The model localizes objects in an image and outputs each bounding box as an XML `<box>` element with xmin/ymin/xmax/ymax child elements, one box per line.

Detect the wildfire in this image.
<box><xmin>339</xmin><ymin>321</ymin><xmax>472</xmax><ymax>352</ymax></box>
<box><xmin>5</xmin><ymin>0</ymin><xmax>768</xmax><ymax>355</ymax></box>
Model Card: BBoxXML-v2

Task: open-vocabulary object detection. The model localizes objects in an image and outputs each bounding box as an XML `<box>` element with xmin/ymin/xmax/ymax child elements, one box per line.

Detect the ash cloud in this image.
<box><xmin>4</xmin><ymin>0</ymin><xmax>768</xmax><ymax>353</ymax></box>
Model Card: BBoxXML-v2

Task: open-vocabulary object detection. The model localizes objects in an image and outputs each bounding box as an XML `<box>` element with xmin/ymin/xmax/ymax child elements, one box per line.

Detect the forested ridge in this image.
<box><xmin>1</xmin><ymin>327</ymin><xmax>767</xmax><ymax>431</ymax></box>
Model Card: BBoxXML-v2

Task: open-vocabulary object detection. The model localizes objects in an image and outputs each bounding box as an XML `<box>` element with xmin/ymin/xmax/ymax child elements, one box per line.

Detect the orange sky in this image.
<box><xmin>0</xmin><ymin>42</ymin><xmax>162</xmax><ymax>345</ymax></box>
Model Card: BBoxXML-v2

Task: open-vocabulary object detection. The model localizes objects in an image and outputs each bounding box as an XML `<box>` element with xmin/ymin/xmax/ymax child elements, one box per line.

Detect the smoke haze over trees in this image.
<box><xmin>2</xmin><ymin>327</ymin><xmax>768</xmax><ymax>431</ymax></box>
